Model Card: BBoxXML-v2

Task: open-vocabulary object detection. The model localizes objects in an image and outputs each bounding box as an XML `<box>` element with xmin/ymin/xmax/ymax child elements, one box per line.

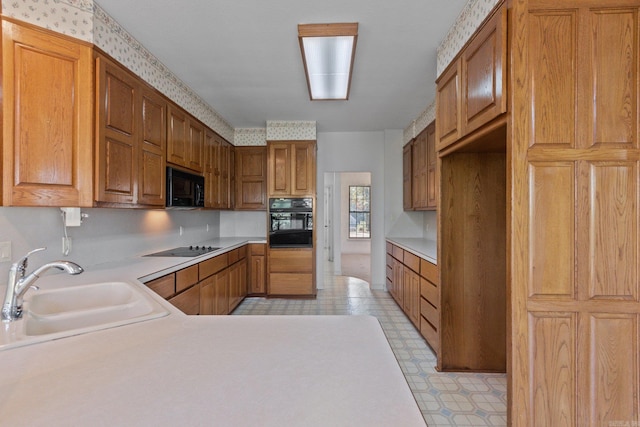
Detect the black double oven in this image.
<box><xmin>268</xmin><ymin>198</ymin><xmax>313</xmax><ymax>248</ymax></box>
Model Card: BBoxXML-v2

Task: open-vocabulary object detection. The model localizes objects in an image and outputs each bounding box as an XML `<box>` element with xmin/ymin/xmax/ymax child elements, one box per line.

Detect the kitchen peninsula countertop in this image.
<box><xmin>386</xmin><ymin>237</ymin><xmax>437</xmax><ymax>264</ymax></box>
<box><xmin>0</xmin><ymin>237</ymin><xmax>426</xmax><ymax>426</ymax></box>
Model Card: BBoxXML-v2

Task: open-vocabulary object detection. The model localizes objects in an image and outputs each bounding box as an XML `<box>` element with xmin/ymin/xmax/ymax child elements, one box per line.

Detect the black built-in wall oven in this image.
<box><xmin>268</xmin><ymin>198</ymin><xmax>313</xmax><ymax>248</ymax></box>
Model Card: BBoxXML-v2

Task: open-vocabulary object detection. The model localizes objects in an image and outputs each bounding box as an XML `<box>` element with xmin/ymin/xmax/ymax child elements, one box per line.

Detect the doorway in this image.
<box><xmin>323</xmin><ymin>172</ymin><xmax>372</xmax><ymax>286</ymax></box>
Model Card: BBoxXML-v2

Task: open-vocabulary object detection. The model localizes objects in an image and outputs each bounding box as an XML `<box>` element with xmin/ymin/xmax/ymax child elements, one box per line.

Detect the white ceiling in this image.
<box><xmin>96</xmin><ymin>0</ymin><xmax>467</xmax><ymax>133</ymax></box>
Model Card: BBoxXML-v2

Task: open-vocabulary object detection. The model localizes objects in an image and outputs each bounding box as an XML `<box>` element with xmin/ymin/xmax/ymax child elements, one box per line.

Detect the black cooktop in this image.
<box><xmin>144</xmin><ymin>246</ymin><xmax>220</xmax><ymax>257</ymax></box>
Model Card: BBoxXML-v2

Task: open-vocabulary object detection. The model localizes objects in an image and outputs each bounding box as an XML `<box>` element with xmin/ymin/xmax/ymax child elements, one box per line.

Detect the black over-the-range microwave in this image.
<box><xmin>166</xmin><ymin>166</ymin><xmax>205</xmax><ymax>208</ymax></box>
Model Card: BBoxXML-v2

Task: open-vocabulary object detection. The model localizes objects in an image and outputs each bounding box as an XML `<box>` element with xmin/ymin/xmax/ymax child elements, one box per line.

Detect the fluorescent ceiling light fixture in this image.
<box><xmin>298</xmin><ymin>23</ymin><xmax>358</xmax><ymax>100</ymax></box>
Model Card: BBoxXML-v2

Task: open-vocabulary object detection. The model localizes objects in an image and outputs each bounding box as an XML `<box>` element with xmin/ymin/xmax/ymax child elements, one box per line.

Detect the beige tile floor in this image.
<box><xmin>232</xmin><ymin>267</ymin><xmax>507</xmax><ymax>426</ymax></box>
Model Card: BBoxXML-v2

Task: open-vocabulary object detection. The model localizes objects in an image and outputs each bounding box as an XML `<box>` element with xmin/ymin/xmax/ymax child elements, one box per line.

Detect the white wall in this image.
<box><xmin>0</xmin><ymin>207</ymin><xmax>221</xmax><ymax>279</ymax></box>
<box><xmin>317</xmin><ymin>131</ymin><xmax>391</xmax><ymax>290</ymax></box>
<box><xmin>340</xmin><ymin>172</ymin><xmax>371</xmax><ymax>255</ymax></box>
<box><xmin>219</xmin><ymin>211</ymin><xmax>267</xmax><ymax>237</ymax></box>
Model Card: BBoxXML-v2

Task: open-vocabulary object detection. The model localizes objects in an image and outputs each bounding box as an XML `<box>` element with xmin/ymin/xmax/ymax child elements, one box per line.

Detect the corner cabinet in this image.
<box><xmin>2</xmin><ymin>20</ymin><xmax>94</xmax><ymax>207</ymax></box>
<box><xmin>205</xmin><ymin>130</ymin><xmax>232</xmax><ymax>209</ymax></box>
<box><xmin>267</xmin><ymin>141</ymin><xmax>316</xmax><ymax>197</ymax></box>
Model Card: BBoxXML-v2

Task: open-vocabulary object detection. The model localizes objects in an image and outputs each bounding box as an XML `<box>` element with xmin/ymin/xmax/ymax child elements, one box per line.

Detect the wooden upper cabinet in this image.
<box><xmin>204</xmin><ymin>130</ymin><xmax>232</xmax><ymax>209</ymax></box>
<box><xmin>425</xmin><ymin>122</ymin><xmax>437</xmax><ymax>209</ymax></box>
<box><xmin>268</xmin><ymin>142</ymin><xmax>292</xmax><ymax>196</ymax></box>
<box><xmin>402</xmin><ymin>142</ymin><xmax>413</xmax><ymax>210</ymax></box>
<box><xmin>235</xmin><ymin>146</ymin><xmax>267</xmax><ymax>210</ymax></box>
<box><xmin>403</xmin><ymin>120</ymin><xmax>436</xmax><ymax>211</ymax></box>
<box><xmin>167</xmin><ymin>105</ymin><xmax>189</xmax><ymax>169</ymax></box>
<box><xmin>412</xmin><ymin>131</ymin><xmax>428</xmax><ymax>209</ymax></box>
<box><xmin>461</xmin><ymin>5</ymin><xmax>506</xmax><ymax>135</ymax></box>
<box><xmin>138</xmin><ymin>88</ymin><xmax>166</xmax><ymax>206</ymax></box>
<box><xmin>95</xmin><ymin>55</ymin><xmax>137</xmax><ymax>205</ymax></box>
<box><xmin>291</xmin><ymin>141</ymin><xmax>316</xmax><ymax>196</ymax></box>
<box><xmin>2</xmin><ymin>20</ymin><xmax>93</xmax><ymax>207</ymax></box>
<box><xmin>436</xmin><ymin>59</ymin><xmax>462</xmax><ymax>151</ymax></box>
<box><xmin>167</xmin><ymin>104</ymin><xmax>203</xmax><ymax>173</ymax></box>
<box><xmin>268</xmin><ymin>141</ymin><xmax>316</xmax><ymax>197</ymax></box>
<box><xmin>188</xmin><ymin>120</ymin><xmax>204</xmax><ymax>173</ymax></box>
<box><xmin>95</xmin><ymin>54</ymin><xmax>166</xmax><ymax>207</ymax></box>
<box><xmin>436</xmin><ymin>4</ymin><xmax>506</xmax><ymax>152</ymax></box>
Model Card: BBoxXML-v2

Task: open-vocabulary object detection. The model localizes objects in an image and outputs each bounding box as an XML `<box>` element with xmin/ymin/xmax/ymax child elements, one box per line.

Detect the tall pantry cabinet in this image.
<box><xmin>509</xmin><ymin>0</ymin><xmax>640</xmax><ymax>424</ymax></box>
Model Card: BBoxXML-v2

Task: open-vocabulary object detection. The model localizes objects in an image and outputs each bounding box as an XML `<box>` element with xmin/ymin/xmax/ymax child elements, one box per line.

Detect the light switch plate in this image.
<box><xmin>0</xmin><ymin>241</ymin><xmax>11</xmax><ymax>263</ymax></box>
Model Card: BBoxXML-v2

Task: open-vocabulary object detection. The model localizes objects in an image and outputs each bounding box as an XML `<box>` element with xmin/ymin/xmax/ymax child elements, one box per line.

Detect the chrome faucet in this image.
<box><xmin>1</xmin><ymin>248</ymin><xmax>84</xmax><ymax>322</ymax></box>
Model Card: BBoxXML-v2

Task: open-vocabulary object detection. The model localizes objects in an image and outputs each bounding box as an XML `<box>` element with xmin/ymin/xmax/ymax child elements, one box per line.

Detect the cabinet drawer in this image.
<box><xmin>420</xmin><ymin>297</ymin><xmax>439</xmax><ymax>329</ymax></box>
<box><xmin>199</xmin><ymin>253</ymin><xmax>228</xmax><ymax>280</ymax></box>
<box><xmin>420</xmin><ymin>315</ymin><xmax>439</xmax><ymax>352</ymax></box>
<box><xmin>386</xmin><ymin>241</ymin><xmax>393</xmax><ymax>255</ymax></box>
<box><xmin>392</xmin><ymin>245</ymin><xmax>403</xmax><ymax>261</ymax></box>
<box><xmin>420</xmin><ymin>259</ymin><xmax>438</xmax><ymax>284</ymax></box>
<box><xmin>269</xmin><ymin>249</ymin><xmax>313</xmax><ymax>273</ymax></box>
<box><xmin>176</xmin><ymin>265</ymin><xmax>199</xmax><ymax>292</ymax></box>
<box><xmin>237</xmin><ymin>245</ymin><xmax>247</xmax><ymax>260</ymax></box>
<box><xmin>420</xmin><ymin>277</ymin><xmax>438</xmax><ymax>307</ymax></box>
<box><xmin>269</xmin><ymin>273</ymin><xmax>313</xmax><ymax>295</ymax></box>
<box><xmin>168</xmin><ymin>284</ymin><xmax>200</xmax><ymax>315</ymax></box>
<box><xmin>146</xmin><ymin>273</ymin><xmax>175</xmax><ymax>299</ymax></box>
<box><xmin>228</xmin><ymin>248</ymin><xmax>240</xmax><ymax>264</ymax></box>
<box><xmin>404</xmin><ymin>251</ymin><xmax>420</xmax><ymax>272</ymax></box>
<box><xmin>386</xmin><ymin>254</ymin><xmax>393</xmax><ymax>268</ymax></box>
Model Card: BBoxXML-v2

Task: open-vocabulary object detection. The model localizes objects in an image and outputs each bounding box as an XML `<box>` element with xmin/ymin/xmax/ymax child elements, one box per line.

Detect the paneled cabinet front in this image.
<box><xmin>205</xmin><ymin>130</ymin><xmax>232</xmax><ymax>209</ymax></box>
<box><xmin>235</xmin><ymin>146</ymin><xmax>267</xmax><ymax>210</ymax></box>
<box><xmin>167</xmin><ymin>104</ymin><xmax>203</xmax><ymax>173</ymax></box>
<box><xmin>2</xmin><ymin>20</ymin><xmax>93</xmax><ymax>206</ymax></box>
<box><xmin>95</xmin><ymin>54</ymin><xmax>166</xmax><ymax>207</ymax></box>
<box><xmin>268</xmin><ymin>141</ymin><xmax>316</xmax><ymax>197</ymax></box>
<box><xmin>403</xmin><ymin>121</ymin><xmax>436</xmax><ymax>211</ymax></box>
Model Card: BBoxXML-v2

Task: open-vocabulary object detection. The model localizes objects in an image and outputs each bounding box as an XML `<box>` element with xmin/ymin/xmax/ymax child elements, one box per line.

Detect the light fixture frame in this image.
<box><xmin>298</xmin><ymin>22</ymin><xmax>358</xmax><ymax>101</ymax></box>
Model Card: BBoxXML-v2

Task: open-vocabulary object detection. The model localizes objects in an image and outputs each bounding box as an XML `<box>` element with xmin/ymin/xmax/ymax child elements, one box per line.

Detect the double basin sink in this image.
<box><xmin>1</xmin><ymin>281</ymin><xmax>169</xmax><ymax>350</ymax></box>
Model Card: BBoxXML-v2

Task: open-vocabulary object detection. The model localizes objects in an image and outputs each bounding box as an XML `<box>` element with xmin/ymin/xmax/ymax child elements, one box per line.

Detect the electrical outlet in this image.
<box><xmin>179</xmin><ymin>226</ymin><xmax>183</xmax><ymax>236</ymax></box>
<box><xmin>0</xmin><ymin>241</ymin><xmax>11</xmax><ymax>263</ymax></box>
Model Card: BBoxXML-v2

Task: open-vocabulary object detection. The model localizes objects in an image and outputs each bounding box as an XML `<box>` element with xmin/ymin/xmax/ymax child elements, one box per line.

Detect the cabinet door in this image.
<box><xmin>461</xmin><ymin>6</ymin><xmax>506</xmax><ymax>135</ymax></box>
<box><xmin>402</xmin><ymin>143</ymin><xmax>413</xmax><ymax>210</ymax></box>
<box><xmin>168</xmin><ymin>284</ymin><xmax>200</xmax><ymax>315</ymax></box>
<box><xmin>204</xmin><ymin>130</ymin><xmax>218</xmax><ymax>208</ymax></box>
<box><xmin>199</xmin><ymin>276</ymin><xmax>215</xmax><ymax>315</ymax></box>
<box><xmin>426</xmin><ymin>121</ymin><xmax>437</xmax><ymax>209</ymax></box>
<box><xmin>213</xmin><ymin>268</ymin><xmax>229</xmax><ymax>315</ymax></box>
<box><xmin>235</xmin><ymin>146</ymin><xmax>267</xmax><ymax>210</ymax></box>
<box><xmin>436</xmin><ymin>59</ymin><xmax>462</xmax><ymax>151</ymax></box>
<box><xmin>167</xmin><ymin>105</ymin><xmax>189</xmax><ymax>168</ymax></box>
<box><xmin>138</xmin><ymin>88</ymin><xmax>166</xmax><ymax>206</ymax></box>
<box><xmin>95</xmin><ymin>55</ymin><xmax>137</xmax><ymax>205</ymax></box>
<box><xmin>249</xmin><ymin>254</ymin><xmax>266</xmax><ymax>294</ymax></box>
<box><xmin>188</xmin><ymin>120</ymin><xmax>204</xmax><ymax>173</ymax></box>
<box><xmin>219</xmin><ymin>138</ymin><xmax>231</xmax><ymax>209</ymax></box>
<box><xmin>291</xmin><ymin>141</ymin><xmax>316</xmax><ymax>196</ymax></box>
<box><xmin>268</xmin><ymin>142</ymin><xmax>292</xmax><ymax>196</ymax></box>
<box><xmin>412</xmin><ymin>132</ymin><xmax>428</xmax><ymax>209</ymax></box>
<box><xmin>2</xmin><ymin>21</ymin><xmax>93</xmax><ymax>206</ymax></box>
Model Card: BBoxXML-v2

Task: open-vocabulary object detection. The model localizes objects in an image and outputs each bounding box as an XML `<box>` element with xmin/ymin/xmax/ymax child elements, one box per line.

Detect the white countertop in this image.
<box><xmin>386</xmin><ymin>237</ymin><xmax>437</xmax><ymax>264</ymax></box>
<box><xmin>0</xmin><ymin>237</ymin><xmax>426</xmax><ymax>426</ymax></box>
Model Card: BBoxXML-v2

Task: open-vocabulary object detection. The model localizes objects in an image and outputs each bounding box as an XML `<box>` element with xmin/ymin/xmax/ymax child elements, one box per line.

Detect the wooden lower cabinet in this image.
<box><xmin>144</xmin><ymin>245</ymin><xmax>249</xmax><ymax>315</ymax></box>
<box><xmin>248</xmin><ymin>243</ymin><xmax>266</xmax><ymax>295</ymax></box>
<box><xmin>168</xmin><ymin>283</ymin><xmax>200</xmax><ymax>315</ymax></box>
<box><xmin>268</xmin><ymin>248</ymin><xmax>315</xmax><ymax>296</ymax></box>
<box><xmin>387</xmin><ymin>241</ymin><xmax>439</xmax><ymax>353</ymax></box>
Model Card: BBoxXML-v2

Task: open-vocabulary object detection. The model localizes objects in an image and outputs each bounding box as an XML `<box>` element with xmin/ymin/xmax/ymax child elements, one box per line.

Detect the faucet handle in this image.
<box><xmin>16</xmin><ymin>247</ymin><xmax>46</xmax><ymax>274</ymax></box>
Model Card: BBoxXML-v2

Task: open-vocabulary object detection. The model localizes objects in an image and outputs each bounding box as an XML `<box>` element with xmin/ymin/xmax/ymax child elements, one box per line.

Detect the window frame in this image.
<box><xmin>348</xmin><ymin>185</ymin><xmax>371</xmax><ymax>239</ymax></box>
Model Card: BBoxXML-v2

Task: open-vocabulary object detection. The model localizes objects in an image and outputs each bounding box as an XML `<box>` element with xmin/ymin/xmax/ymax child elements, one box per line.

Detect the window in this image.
<box><xmin>349</xmin><ymin>185</ymin><xmax>370</xmax><ymax>238</ymax></box>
